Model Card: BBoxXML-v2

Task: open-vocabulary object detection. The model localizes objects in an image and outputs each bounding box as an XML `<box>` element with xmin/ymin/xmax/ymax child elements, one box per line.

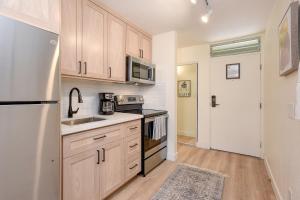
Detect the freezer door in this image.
<box><xmin>0</xmin><ymin>104</ymin><xmax>60</xmax><ymax>200</ymax></box>
<box><xmin>0</xmin><ymin>16</ymin><xmax>59</xmax><ymax>102</ymax></box>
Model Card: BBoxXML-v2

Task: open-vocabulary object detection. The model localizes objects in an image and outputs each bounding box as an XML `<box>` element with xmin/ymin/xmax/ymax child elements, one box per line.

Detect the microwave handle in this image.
<box><xmin>148</xmin><ymin>67</ymin><xmax>155</xmax><ymax>81</ymax></box>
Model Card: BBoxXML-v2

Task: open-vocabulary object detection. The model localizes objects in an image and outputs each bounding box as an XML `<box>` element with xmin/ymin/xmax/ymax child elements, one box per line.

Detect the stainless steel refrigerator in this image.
<box><xmin>0</xmin><ymin>16</ymin><xmax>60</xmax><ymax>200</ymax></box>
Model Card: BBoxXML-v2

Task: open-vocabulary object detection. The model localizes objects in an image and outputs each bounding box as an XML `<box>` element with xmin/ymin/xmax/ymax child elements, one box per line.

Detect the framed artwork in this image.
<box><xmin>178</xmin><ymin>80</ymin><xmax>191</xmax><ymax>97</ymax></box>
<box><xmin>226</xmin><ymin>63</ymin><xmax>240</xmax><ymax>79</ymax></box>
<box><xmin>278</xmin><ymin>1</ymin><xmax>299</xmax><ymax>76</ymax></box>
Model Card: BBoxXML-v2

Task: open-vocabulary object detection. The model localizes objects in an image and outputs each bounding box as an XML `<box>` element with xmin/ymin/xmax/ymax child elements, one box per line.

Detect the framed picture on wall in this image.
<box><xmin>278</xmin><ymin>1</ymin><xmax>299</xmax><ymax>76</ymax></box>
<box><xmin>178</xmin><ymin>80</ymin><xmax>191</xmax><ymax>97</ymax></box>
<box><xmin>226</xmin><ymin>63</ymin><xmax>240</xmax><ymax>79</ymax></box>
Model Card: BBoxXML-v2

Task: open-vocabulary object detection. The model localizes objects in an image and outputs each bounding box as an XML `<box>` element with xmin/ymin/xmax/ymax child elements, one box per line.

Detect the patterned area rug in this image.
<box><xmin>152</xmin><ymin>164</ymin><xmax>225</xmax><ymax>200</ymax></box>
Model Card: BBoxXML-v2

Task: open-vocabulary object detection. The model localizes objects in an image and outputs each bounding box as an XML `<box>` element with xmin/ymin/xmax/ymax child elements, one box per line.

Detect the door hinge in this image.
<box><xmin>260</xmin><ymin>141</ymin><xmax>262</xmax><ymax>148</ymax></box>
<box><xmin>260</xmin><ymin>64</ymin><xmax>262</xmax><ymax>70</ymax></box>
<box><xmin>260</xmin><ymin>103</ymin><xmax>262</xmax><ymax>109</ymax></box>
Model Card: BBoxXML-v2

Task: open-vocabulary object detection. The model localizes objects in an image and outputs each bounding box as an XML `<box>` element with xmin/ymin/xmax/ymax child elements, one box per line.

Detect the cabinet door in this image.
<box><xmin>141</xmin><ymin>35</ymin><xmax>152</xmax><ymax>62</ymax></box>
<box><xmin>100</xmin><ymin>139</ymin><xmax>125</xmax><ymax>199</ymax></box>
<box><xmin>63</xmin><ymin>149</ymin><xmax>100</xmax><ymax>200</ymax></box>
<box><xmin>0</xmin><ymin>0</ymin><xmax>60</xmax><ymax>33</ymax></box>
<box><xmin>107</xmin><ymin>14</ymin><xmax>126</xmax><ymax>82</ymax></box>
<box><xmin>126</xmin><ymin>26</ymin><xmax>141</xmax><ymax>58</ymax></box>
<box><xmin>82</xmin><ymin>0</ymin><xmax>108</xmax><ymax>79</ymax></box>
<box><xmin>60</xmin><ymin>0</ymin><xmax>82</xmax><ymax>76</ymax></box>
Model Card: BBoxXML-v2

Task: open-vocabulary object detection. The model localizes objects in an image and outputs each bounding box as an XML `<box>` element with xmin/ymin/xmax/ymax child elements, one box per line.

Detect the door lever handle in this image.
<box><xmin>211</xmin><ymin>95</ymin><xmax>220</xmax><ymax>107</ymax></box>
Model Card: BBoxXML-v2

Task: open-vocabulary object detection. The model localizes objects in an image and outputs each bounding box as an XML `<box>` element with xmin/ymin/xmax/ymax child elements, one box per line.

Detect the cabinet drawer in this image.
<box><xmin>125</xmin><ymin>120</ymin><xmax>141</xmax><ymax>137</ymax></box>
<box><xmin>126</xmin><ymin>135</ymin><xmax>141</xmax><ymax>157</ymax></box>
<box><xmin>63</xmin><ymin>124</ymin><xmax>123</xmax><ymax>158</ymax></box>
<box><xmin>125</xmin><ymin>155</ymin><xmax>141</xmax><ymax>181</ymax></box>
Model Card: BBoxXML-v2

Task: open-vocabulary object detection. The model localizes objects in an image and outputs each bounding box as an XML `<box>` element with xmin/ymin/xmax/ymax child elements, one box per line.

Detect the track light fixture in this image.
<box><xmin>201</xmin><ymin>0</ymin><xmax>212</xmax><ymax>24</ymax></box>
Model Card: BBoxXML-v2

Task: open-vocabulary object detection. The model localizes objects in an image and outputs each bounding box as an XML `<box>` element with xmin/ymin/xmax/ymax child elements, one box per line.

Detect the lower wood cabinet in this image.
<box><xmin>100</xmin><ymin>139</ymin><xmax>124</xmax><ymax>199</ymax></box>
<box><xmin>63</xmin><ymin>148</ymin><xmax>100</xmax><ymax>200</ymax></box>
<box><xmin>63</xmin><ymin>120</ymin><xmax>141</xmax><ymax>200</ymax></box>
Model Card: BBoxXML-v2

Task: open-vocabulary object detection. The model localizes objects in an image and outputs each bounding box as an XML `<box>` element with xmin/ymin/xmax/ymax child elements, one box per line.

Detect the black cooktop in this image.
<box><xmin>120</xmin><ymin>109</ymin><xmax>167</xmax><ymax>118</ymax></box>
<box><xmin>142</xmin><ymin>109</ymin><xmax>168</xmax><ymax>117</ymax></box>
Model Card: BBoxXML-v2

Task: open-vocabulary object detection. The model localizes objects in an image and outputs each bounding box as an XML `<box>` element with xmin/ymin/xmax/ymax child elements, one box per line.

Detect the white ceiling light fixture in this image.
<box><xmin>190</xmin><ymin>0</ymin><xmax>198</xmax><ymax>5</ymax></box>
<box><xmin>201</xmin><ymin>0</ymin><xmax>212</xmax><ymax>24</ymax></box>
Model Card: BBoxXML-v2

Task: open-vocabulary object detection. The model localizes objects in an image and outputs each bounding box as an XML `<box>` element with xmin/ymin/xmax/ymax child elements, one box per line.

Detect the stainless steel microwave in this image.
<box><xmin>126</xmin><ymin>56</ymin><xmax>155</xmax><ymax>85</ymax></box>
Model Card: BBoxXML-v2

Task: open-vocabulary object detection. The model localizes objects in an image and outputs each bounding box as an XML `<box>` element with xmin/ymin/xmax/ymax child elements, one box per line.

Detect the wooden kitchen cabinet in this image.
<box><xmin>100</xmin><ymin>139</ymin><xmax>125</xmax><ymax>199</ymax></box>
<box><xmin>107</xmin><ymin>14</ymin><xmax>126</xmax><ymax>82</ymax></box>
<box><xmin>126</xmin><ymin>26</ymin><xmax>142</xmax><ymax>58</ymax></box>
<box><xmin>60</xmin><ymin>0</ymin><xmax>152</xmax><ymax>82</ymax></box>
<box><xmin>82</xmin><ymin>0</ymin><xmax>108</xmax><ymax>79</ymax></box>
<box><xmin>0</xmin><ymin>0</ymin><xmax>60</xmax><ymax>33</ymax></box>
<box><xmin>60</xmin><ymin>0</ymin><xmax>81</xmax><ymax>76</ymax></box>
<box><xmin>126</xmin><ymin>26</ymin><xmax>152</xmax><ymax>62</ymax></box>
<box><xmin>61</xmin><ymin>0</ymin><xmax>108</xmax><ymax>79</ymax></box>
<box><xmin>141</xmin><ymin>35</ymin><xmax>152</xmax><ymax>62</ymax></box>
<box><xmin>63</xmin><ymin>148</ymin><xmax>100</xmax><ymax>200</ymax></box>
<box><xmin>63</xmin><ymin>120</ymin><xmax>141</xmax><ymax>200</ymax></box>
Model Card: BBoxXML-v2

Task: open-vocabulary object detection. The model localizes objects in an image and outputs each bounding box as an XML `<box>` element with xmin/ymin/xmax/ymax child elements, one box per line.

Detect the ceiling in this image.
<box><xmin>98</xmin><ymin>0</ymin><xmax>276</xmax><ymax>47</ymax></box>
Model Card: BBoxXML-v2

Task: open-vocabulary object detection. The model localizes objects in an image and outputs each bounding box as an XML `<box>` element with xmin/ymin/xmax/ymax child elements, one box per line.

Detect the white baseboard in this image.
<box><xmin>167</xmin><ymin>151</ymin><xmax>177</xmax><ymax>161</ymax></box>
<box><xmin>264</xmin><ymin>158</ymin><xmax>283</xmax><ymax>200</ymax></box>
<box><xmin>177</xmin><ymin>130</ymin><xmax>195</xmax><ymax>137</ymax></box>
<box><xmin>196</xmin><ymin>140</ymin><xmax>210</xmax><ymax>149</ymax></box>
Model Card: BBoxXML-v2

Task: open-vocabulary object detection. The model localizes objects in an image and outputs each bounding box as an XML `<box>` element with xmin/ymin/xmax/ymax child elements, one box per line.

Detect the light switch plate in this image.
<box><xmin>288</xmin><ymin>103</ymin><xmax>296</xmax><ymax>120</ymax></box>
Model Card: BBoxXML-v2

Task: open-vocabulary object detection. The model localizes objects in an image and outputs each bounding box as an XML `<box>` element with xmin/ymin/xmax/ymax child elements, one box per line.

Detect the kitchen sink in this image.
<box><xmin>62</xmin><ymin>117</ymin><xmax>106</xmax><ymax>126</ymax></box>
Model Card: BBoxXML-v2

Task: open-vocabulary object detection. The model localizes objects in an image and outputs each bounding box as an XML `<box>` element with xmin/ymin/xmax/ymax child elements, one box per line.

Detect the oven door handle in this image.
<box><xmin>145</xmin><ymin>114</ymin><xmax>169</xmax><ymax>123</ymax></box>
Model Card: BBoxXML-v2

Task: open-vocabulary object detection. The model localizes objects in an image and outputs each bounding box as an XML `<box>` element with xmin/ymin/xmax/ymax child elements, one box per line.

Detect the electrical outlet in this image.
<box><xmin>288</xmin><ymin>187</ymin><xmax>293</xmax><ymax>200</ymax></box>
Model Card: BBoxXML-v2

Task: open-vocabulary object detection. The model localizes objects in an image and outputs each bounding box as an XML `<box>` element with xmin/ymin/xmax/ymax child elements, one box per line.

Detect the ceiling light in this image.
<box><xmin>190</xmin><ymin>0</ymin><xmax>197</xmax><ymax>4</ymax></box>
<box><xmin>201</xmin><ymin>9</ymin><xmax>212</xmax><ymax>23</ymax></box>
<box><xmin>201</xmin><ymin>0</ymin><xmax>212</xmax><ymax>24</ymax></box>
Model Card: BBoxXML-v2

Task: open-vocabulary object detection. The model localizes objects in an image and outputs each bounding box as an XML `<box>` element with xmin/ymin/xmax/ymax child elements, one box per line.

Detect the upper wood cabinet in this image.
<box><xmin>61</xmin><ymin>0</ymin><xmax>108</xmax><ymax>79</ymax></box>
<box><xmin>126</xmin><ymin>26</ymin><xmax>141</xmax><ymax>58</ymax></box>
<box><xmin>82</xmin><ymin>0</ymin><xmax>108</xmax><ymax>79</ymax></box>
<box><xmin>107</xmin><ymin>14</ymin><xmax>126</xmax><ymax>82</ymax></box>
<box><xmin>0</xmin><ymin>0</ymin><xmax>60</xmax><ymax>33</ymax></box>
<box><xmin>60</xmin><ymin>0</ymin><xmax>152</xmax><ymax>82</ymax></box>
<box><xmin>60</xmin><ymin>0</ymin><xmax>81</xmax><ymax>76</ymax></box>
<box><xmin>126</xmin><ymin>26</ymin><xmax>152</xmax><ymax>63</ymax></box>
<box><xmin>141</xmin><ymin>35</ymin><xmax>152</xmax><ymax>62</ymax></box>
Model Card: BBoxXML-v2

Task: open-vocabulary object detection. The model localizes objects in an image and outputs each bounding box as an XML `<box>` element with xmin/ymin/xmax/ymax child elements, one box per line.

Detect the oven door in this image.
<box><xmin>143</xmin><ymin>114</ymin><xmax>168</xmax><ymax>158</ymax></box>
<box><xmin>127</xmin><ymin>56</ymin><xmax>155</xmax><ymax>85</ymax></box>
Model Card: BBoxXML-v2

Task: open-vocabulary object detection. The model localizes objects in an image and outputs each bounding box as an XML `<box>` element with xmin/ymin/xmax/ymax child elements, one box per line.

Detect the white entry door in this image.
<box><xmin>210</xmin><ymin>53</ymin><xmax>261</xmax><ymax>157</ymax></box>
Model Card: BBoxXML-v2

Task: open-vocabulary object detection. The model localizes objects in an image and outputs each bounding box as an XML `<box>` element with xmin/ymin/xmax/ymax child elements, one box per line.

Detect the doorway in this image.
<box><xmin>210</xmin><ymin>52</ymin><xmax>262</xmax><ymax>157</ymax></box>
<box><xmin>177</xmin><ymin>64</ymin><xmax>198</xmax><ymax>146</ymax></box>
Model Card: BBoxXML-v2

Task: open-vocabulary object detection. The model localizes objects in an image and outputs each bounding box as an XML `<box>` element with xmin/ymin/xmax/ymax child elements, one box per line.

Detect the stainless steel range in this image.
<box><xmin>115</xmin><ymin>95</ymin><xmax>168</xmax><ymax>175</ymax></box>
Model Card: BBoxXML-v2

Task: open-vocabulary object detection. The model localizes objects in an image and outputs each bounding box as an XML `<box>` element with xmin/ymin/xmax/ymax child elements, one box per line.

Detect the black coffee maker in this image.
<box><xmin>99</xmin><ymin>93</ymin><xmax>114</xmax><ymax>115</ymax></box>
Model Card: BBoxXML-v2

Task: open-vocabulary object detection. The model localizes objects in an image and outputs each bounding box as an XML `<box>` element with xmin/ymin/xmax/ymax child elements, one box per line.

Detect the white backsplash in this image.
<box><xmin>61</xmin><ymin>78</ymin><xmax>167</xmax><ymax>118</ymax></box>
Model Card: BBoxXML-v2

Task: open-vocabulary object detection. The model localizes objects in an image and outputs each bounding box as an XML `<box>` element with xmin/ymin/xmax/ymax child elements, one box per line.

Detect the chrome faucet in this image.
<box><xmin>68</xmin><ymin>87</ymin><xmax>83</xmax><ymax>118</ymax></box>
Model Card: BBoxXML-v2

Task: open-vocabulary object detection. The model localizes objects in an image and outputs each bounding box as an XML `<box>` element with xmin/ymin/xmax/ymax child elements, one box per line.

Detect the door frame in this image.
<box><xmin>176</xmin><ymin>62</ymin><xmax>199</xmax><ymax>146</ymax></box>
<box><xmin>209</xmin><ymin>52</ymin><xmax>264</xmax><ymax>158</ymax></box>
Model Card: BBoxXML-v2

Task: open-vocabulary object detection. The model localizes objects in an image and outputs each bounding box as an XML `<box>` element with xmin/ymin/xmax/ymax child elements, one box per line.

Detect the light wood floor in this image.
<box><xmin>177</xmin><ymin>135</ymin><xmax>196</xmax><ymax>145</ymax></box>
<box><xmin>107</xmin><ymin>144</ymin><xmax>276</xmax><ymax>200</ymax></box>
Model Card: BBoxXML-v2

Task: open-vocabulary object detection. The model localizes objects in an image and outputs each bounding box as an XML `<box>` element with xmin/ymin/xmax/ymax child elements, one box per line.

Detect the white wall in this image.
<box><xmin>61</xmin><ymin>31</ymin><xmax>178</xmax><ymax>161</ymax></box>
<box><xmin>61</xmin><ymin>79</ymin><xmax>141</xmax><ymax>118</ymax></box>
<box><xmin>152</xmin><ymin>31</ymin><xmax>178</xmax><ymax>161</ymax></box>
<box><xmin>177</xmin><ymin>45</ymin><xmax>211</xmax><ymax>149</ymax></box>
<box><xmin>177</xmin><ymin>64</ymin><xmax>197</xmax><ymax>138</ymax></box>
<box><xmin>263</xmin><ymin>0</ymin><xmax>300</xmax><ymax>199</ymax></box>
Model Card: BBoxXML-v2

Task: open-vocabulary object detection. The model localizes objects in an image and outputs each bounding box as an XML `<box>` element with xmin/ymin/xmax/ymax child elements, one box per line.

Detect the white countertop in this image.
<box><xmin>61</xmin><ymin>112</ymin><xmax>143</xmax><ymax>136</ymax></box>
